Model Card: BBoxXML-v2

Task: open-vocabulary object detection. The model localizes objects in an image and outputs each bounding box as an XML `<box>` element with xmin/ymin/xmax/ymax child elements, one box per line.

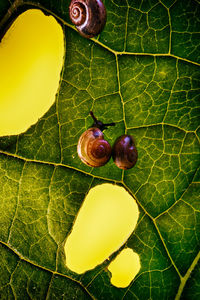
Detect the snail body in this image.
<box><xmin>77</xmin><ymin>127</ymin><xmax>112</xmax><ymax>167</ymax></box>
<box><xmin>77</xmin><ymin>112</ymin><xmax>138</xmax><ymax>169</ymax></box>
<box><xmin>112</xmin><ymin>135</ymin><xmax>138</xmax><ymax>170</ymax></box>
<box><xmin>69</xmin><ymin>0</ymin><xmax>107</xmax><ymax>38</ymax></box>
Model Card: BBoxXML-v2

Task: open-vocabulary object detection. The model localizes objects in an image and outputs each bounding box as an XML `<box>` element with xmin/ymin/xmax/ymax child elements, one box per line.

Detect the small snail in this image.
<box><xmin>77</xmin><ymin>111</ymin><xmax>115</xmax><ymax>167</ymax></box>
<box><xmin>69</xmin><ymin>0</ymin><xmax>107</xmax><ymax>38</ymax></box>
<box><xmin>112</xmin><ymin>135</ymin><xmax>138</xmax><ymax>170</ymax></box>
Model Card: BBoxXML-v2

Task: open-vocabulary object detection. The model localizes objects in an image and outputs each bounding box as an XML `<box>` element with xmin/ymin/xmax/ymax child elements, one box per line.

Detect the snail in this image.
<box><xmin>112</xmin><ymin>135</ymin><xmax>138</xmax><ymax>170</ymax></box>
<box><xmin>69</xmin><ymin>0</ymin><xmax>107</xmax><ymax>38</ymax></box>
<box><xmin>77</xmin><ymin>111</ymin><xmax>115</xmax><ymax>167</ymax></box>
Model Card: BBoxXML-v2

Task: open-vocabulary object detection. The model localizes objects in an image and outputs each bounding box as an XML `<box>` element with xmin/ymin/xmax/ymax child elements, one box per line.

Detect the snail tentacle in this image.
<box><xmin>90</xmin><ymin>111</ymin><xmax>115</xmax><ymax>131</ymax></box>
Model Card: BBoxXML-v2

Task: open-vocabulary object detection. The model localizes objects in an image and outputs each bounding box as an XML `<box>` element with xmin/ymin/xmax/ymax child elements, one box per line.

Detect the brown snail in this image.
<box><xmin>77</xmin><ymin>111</ymin><xmax>115</xmax><ymax>167</ymax></box>
<box><xmin>112</xmin><ymin>135</ymin><xmax>138</xmax><ymax>170</ymax></box>
<box><xmin>69</xmin><ymin>0</ymin><xmax>107</xmax><ymax>38</ymax></box>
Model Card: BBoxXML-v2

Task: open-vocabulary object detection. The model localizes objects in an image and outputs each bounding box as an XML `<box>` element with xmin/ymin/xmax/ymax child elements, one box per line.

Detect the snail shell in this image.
<box><xmin>112</xmin><ymin>135</ymin><xmax>138</xmax><ymax>170</ymax></box>
<box><xmin>77</xmin><ymin>127</ymin><xmax>112</xmax><ymax>167</ymax></box>
<box><xmin>69</xmin><ymin>0</ymin><xmax>107</xmax><ymax>38</ymax></box>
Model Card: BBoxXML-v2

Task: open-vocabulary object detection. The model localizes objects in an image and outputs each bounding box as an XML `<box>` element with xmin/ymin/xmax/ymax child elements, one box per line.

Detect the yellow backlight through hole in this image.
<box><xmin>108</xmin><ymin>248</ymin><xmax>141</xmax><ymax>288</ymax></box>
<box><xmin>64</xmin><ymin>183</ymin><xmax>139</xmax><ymax>275</ymax></box>
<box><xmin>0</xmin><ymin>9</ymin><xmax>64</xmax><ymax>136</ymax></box>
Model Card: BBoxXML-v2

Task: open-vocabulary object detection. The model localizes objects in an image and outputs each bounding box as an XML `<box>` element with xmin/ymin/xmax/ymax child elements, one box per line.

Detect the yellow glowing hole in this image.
<box><xmin>64</xmin><ymin>183</ymin><xmax>139</xmax><ymax>274</ymax></box>
<box><xmin>0</xmin><ymin>9</ymin><xmax>64</xmax><ymax>136</ymax></box>
<box><xmin>108</xmin><ymin>248</ymin><xmax>140</xmax><ymax>288</ymax></box>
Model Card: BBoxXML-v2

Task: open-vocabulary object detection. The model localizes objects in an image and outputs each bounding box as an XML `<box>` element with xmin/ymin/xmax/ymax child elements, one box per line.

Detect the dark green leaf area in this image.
<box><xmin>126</xmin><ymin>4</ymin><xmax>170</xmax><ymax>53</ymax></box>
<box><xmin>99</xmin><ymin>0</ymin><xmax>127</xmax><ymax>52</ymax></box>
<box><xmin>126</xmin><ymin>215</ymin><xmax>180</xmax><ymax>300</ymax></box>
<box><xmin>156</xmin><ymin>183</ymin><xmax>200</xmax><ymax>276</ymax></box>
<box><xmin>0</xmin><ymin>135</ymin><xmax>17</xmax><ymax>152</ymax></box>
<box><xmin>128</xmin><ymin>0</ymin><xmax>159</xmax><ymax>12</ymax></box>
<box><xmin>197</xmin><ymin>127</ymin><xmax>200</xmax><ymax>141</ymax></box>
<box><xmin>181</xmin><ymin>259</ymin><xmax>200</xmax><ymax>300</ymax></box>
<box><xmin>119</xmin><ymin>55</ymin><xmax>174</xmax><ymax>127</ymax></box>
<box><xmin>119</xmin><ymin>56</ymin><xmax>200</xmax><ymax>131</ymax></box>
<box><xmin>3</xmin><ymin>158</ymin><xmax>57</xmax><ymax>270</ymax></box>
<box><xmin>123</xmin><ymin>268</ymin><xmax>179</xmax><ymax>300</ymax></box>
<box><xmin>170</xmin><ymin>0</ymin><xmax>200</xmax><ymax>33</ymax></box>
<box><xmin>0</xmin><ymin>155</ymin><xmax>24</xmax><ymax>242</ymax></box>
<box><xmin>86</xmin><ymin>214</ymin><xmax>180</xmax><ymax>300</ymax></box>
<box><xmin>64</xmin><ymin>29</ymin><xmax>118</xmax><ymax>98</ymax></box>
<box><xmin>164</xmin><ymin>61</ymin><xmax>200</xmax><ymax>131</ymax></box>
<box><xmin>124</xmin><ymin>126</ymin><xmax>199</xmax><ymax>217</ymax></box>
<box><xmin>0</xmin><ymin>244</ymin><xmax>90</xmax><ymax>300</ymax></box>
<box><xmin>47</xmin><ymin>166</ymin><xmax>93</xmax><ymax>246</ymax></box>
<box><xmin>17</xmin><ymin>103</ymin><xmax>61</xmax><ymax>163</ymax></box>
<box><xmin>171</xmin><ymin>32</ymin><xmax>200</xmax><ymax>64</ymax></box>
<box><xmin>47</xmin><ymin>275</ymin><xmax>91</xmax><ymax>300</ymax></box>
<box><xmin>0</xmin><ymin>243</ymin><xmax>19</xmax><ymax>299</ymax></box>
<box><xmin>0</xmin><ymin>0</ymin><xmax>10</xmax><ymax>23</ymax></box>
<box><xmin>148</xmin><ymin>3</ymin><xmax>169</xmax><ymax>30</ymax></box>
<box><xmin>170</xmin><ymin>0</ymin><xmax>200</xmax><ymax>63</ymax></box>
<box><xmin>193</xmin><ymin>167</ymin><xmax>200</xmax><ymax>182</ymax></box>
<box><xmin>160</xmin><ymin>0</ymin><xmax>175</xmax><ymax>8</ymax></box>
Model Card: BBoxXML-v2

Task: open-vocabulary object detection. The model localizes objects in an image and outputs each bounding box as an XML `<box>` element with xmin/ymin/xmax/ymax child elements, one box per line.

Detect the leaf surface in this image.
<box><xmin>0</xmin><ymin>0</ymin><xmax>200</xmax><ymax>299</ymax></box>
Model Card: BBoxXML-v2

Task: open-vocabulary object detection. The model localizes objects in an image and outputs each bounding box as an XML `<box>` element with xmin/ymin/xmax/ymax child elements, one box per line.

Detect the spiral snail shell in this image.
<box><xmin>69</xmin><ymin>0</ymin><xmax>107</xmax><ymax>38</ymax></box>
<box><xmin>77</xmin><ymin>111</ymin><xmax>114</xmax><ymax>167</ymax></box>
<box><xmin>112</xmin><ymin>135</ymin><xmax>138</xmax><ymax>170</ymax></box>
<box><xmin>77</xmin><ymin>127</ymin><xmax>112</xmax><ymax>167</ymax></box>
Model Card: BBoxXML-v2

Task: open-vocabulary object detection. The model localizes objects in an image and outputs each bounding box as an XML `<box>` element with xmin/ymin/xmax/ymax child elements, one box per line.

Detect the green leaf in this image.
<box><xmin>0</xmin><ymin>0</ymin><xmax>200</xmax><ymax>299</ymax></box>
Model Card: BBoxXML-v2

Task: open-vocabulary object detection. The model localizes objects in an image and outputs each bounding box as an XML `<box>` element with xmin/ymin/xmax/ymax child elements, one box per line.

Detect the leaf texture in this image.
<box><xmin>0</xmin><ymin>0</ymin><xmax>200</xmax><ymax>299</ymax></box>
